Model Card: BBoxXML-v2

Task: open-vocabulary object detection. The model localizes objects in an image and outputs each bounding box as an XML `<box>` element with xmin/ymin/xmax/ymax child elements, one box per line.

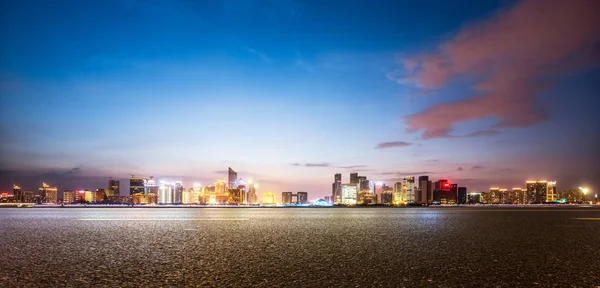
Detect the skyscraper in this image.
<box><xmin>130</xmin><ymin>177</ymin><xmax>146</xmax><ymax>195</ymax></box>
<box><xmin>546</xmin><ymin>181</ymin><xmax>557</xmax><ymax>203</ymax></box>
<box><xmin>13</xmin><ymin>185</ymin><xmax>23</xmax><ymax>203</ymax></box>
<box><xmin>158</xmin><ymin>182</ymin><xmax>173</xmax><ymax>204</ymax></box>
<box><xmin>228</xmin><ymin>167</ymin><xmax>238</xmax><ymax>189</ymax></box>
<box><xmin>457</xmin><ymin>187</ymin><xmax>467</xmax><ymax>204</ymax></box>
<box><xmin>247</xmin><ymin>181</ymin><xmax>258</xmax><ymax>204</ymax></box>
<box><xmin>341</xmin><ymin>184</ymin><xmax>358</xmax><ymax>205</ymax></box>
<box><xmin>173</xmin><ymin>182</ymin><xmax>183</xmax><ymax>204</ymax></box>
<box><xmin>332</xmin><ymin>173</ymin><xmax>342</xmax><ymax>204</ymax></box>
<box><xmin>105</xmin><ymin>179</ymin><xmax>120</xmax><ymax>202</ymax></box>
<box><xmin>393</xmin><ymin>182</ymin><xmax>403</xmax><ymax>204</ymax></box>
<box><xmin>403</xmin><ymin>176</ymin><xmax>416</xmax><ymax>204</ymax></box>
<box><xmin>418</xmin><ymin>176</ymin><xmax>432</xmax><ymax>204</ymax></box>
<box><xmin>350</xmin><ymin>173</ymin><xmax>359</xmax><ymax>184</ymax></box>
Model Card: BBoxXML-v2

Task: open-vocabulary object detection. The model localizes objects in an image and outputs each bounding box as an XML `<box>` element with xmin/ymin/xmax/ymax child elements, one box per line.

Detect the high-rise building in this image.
<box><xmin>172</xmin><ymin>182</ymin><xmax>183</xmax><ymax>204</ymax></box>
<box><xmin>418</xmin><ymin>176</ymin><xmax>432</xmax><ymax>204</ymax></box>
<box><xmin>76</xmin><ymin>190</ymin><xmax>85</xmax><ymax>202</ymax></box>
<box><xmin>526</xmin><ymin>181</ymin><xmax>548</xmax><ymax>204</ymax></box>
<box><xmin>158</xmin><ymin>182</ymin><xmax>173</xmax><ymax>204</ymax></box>
<box><xmin>467</xmin><ymin>192</ymin><xmax>482</xmax><ymax>204</ymax></box>
<box><xmin>511</xmin><ymin>188</ymin><xmax>525</xmax><ymax>204</ymax></box>
<box><xmin>146</xmin><ymin>177</ymin><xmax>159</xmax><ymax>194</ymax></box>
<box><xmin>350</xmin><ymin>173</ymin><xmax>359</xmax><ymax>184</ymax></box>
<box><xmin>393</xmin><ymin>182</ymin><xmax>403</xmax><ymax>204</ymax></box>
<box><xmin>13</xmin><ymin>185</ymin><xmax>23</xmax><ymax>203</ymax></box>
<box><xmin>332</xmin><ymin>173</ymin><xmax>342</xmax><ymax>204</ymax></box>
<box><xmin>228</xmin><ymin>167</ymin><xmax>238</xmax><ymax>189</ymax></box>
<box><xmin>247</xmin><ymin>181</ymin><xmax>258</xmax><ymax>204</ymax></box>
<box><xmin>282</xmin><ymin>192</ymin><xmax>293</xmax><ymax>204</ymax></box>
<box><xmin>433</xmin><ymin>179</ymin><xmax>453</xmax><ymax>204</ymax></box>
<box><xmin>457</xmin><ymin>187</ymin><xmax>467</xmax><ymax>204</ymax></box>
<box><xmin>130</xmin><ymin>177</ymin><xmax>146</xmax><ymax>195</ymax></box>
<box><xmin>341</xmin><ymin>184</ymin><xmax>358</xmax><ymax>205</ymax></box>
<box><xmin>546</xmin><ymin>181</ymin><xmax>557</xmax><ymax>203</ymax></box>
<box><xmin>403</xmin><ymin>176</ymin><xmax>416</xmax><ymax>204</ymax></box>
<box><xmin>63</xmin><ymin>190</ymin><xmax>74</xmax><ymax>204</ymax></box>
<box><xmin>297</xmin><ymin>192</ymin><xmax>308</xmax><ymax>204</ymax></box>
<box><xmin>107</xmin><ymin>178</ymin><xmax>120</xmax><ymax>202</ymax></box>
<box><xmin>357</xmin><ymin>176</ymin><xmax>369</xmax><ymax>191</ymax></box>
<box><xmin>39</xmin><ymin>182</ymin><xmax>58</xmax><ymax>203</ymax></box>
<box><xmin>489</xmin><ymin>188</ymin><xmax>501</xmax><ymax>204</ymax></box>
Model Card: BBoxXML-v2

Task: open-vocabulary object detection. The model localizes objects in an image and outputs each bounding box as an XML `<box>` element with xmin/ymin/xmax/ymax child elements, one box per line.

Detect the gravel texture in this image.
<box><xmin>1</xmin><ymin>207</ymin><xmax>599</xmax><ymax>287</ymax></box>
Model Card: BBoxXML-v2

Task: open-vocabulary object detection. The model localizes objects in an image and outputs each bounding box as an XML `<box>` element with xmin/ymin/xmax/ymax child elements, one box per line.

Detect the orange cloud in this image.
<box><xmin>399</xmin><ymin>0</ymin><xmax>600</xmax><ymax>138</ymax></box>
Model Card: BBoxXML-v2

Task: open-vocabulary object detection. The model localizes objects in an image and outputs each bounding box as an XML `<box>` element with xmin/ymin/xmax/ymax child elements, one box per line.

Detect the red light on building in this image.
<box><xmin>444</xmin><ymin>183</ymin><xmax>450</xmax><ymax>188</ymax></box>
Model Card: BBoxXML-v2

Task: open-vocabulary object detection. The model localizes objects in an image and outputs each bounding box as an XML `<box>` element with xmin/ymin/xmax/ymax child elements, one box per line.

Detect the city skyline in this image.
<box><xmin>2</xmin><ymin>0</ymin><xmax>600</xmax><ymax>198</ymax></box>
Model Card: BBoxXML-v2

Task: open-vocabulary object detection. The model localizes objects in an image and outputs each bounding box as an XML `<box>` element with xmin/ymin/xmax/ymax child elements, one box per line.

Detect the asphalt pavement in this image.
<box><xmin>1</xmin><ymin>207</ymin><xmax>599</xmax><ymax>287</ymax></box>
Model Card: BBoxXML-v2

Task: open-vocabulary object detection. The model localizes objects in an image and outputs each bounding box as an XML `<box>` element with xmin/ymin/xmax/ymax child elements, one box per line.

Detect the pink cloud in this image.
<box><xmin>399</xmin><ymin>0</ymin><xmax>600</xmax><ymax>138</ymax></box>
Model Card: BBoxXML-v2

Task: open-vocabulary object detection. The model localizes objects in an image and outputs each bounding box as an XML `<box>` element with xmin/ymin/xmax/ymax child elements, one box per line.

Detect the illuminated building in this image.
<box><xmin>433</xmin><ymin>179</ymin><xmax>454</xmax><ymax>204</ymax></box>
<box><xmin>297</xmin><ymin>192</ymin><xmax>308</xmax><ymax>204</ymax></box>
<box><xmin>132</xmin><ymin>193</ymin><xmax>157</xmax><ymax>205</ymax></box>
<box><xmin>246</xmin><ymin>181</ymin><xmax>258</xmax><ymax>204</ymax></box>
<box><xmin>261</xmin><ymin>192</ymin><xmax>276</xmax><ymax>205</ymax></box>
<box><xmin>558</xmin><ymin>189</ymin><xmax>585</xmax><ymax>203</ymax></box>
<box><xmin>526</xmin><ymin>181</ymin><xmax>548</xmax><ymax>204</ymax></box>
<box><xmin>341</xmin><ymin>184</ymin><xmax>358</xmax><ymax>205</ymax></box>
<box><xmin>350</xmin><ymin>173</ymin><xmax>359</xmax><ymax>184</ymax></box>
<box><xmin>282</xmin><ymin>192</ymin><xmax>293</xmax><ymax>204</ymax></box>
<box><xmin>130</xmin><ymin>177</ymin><xmax>146</xmax><ymax>195</ymax></box>
<box><xmin>228</xmin><ymin>186</ymin><xmax>245</xmax><ymax>205</ymax></box>
<box><xmin>76</xmin><ymin>190</ymin><xmax>85</xmax><ymax>202</ymax></box>
<box><xmin>499</xmin><ymin>189</ymin><xmax>508</xmax><ymax>204</ymax></box>
<box><xmin>107</xmin><ymin>178</ymin><xmax>120</xmax><ymax>202</ymax></box>
<box><xmin>418</xmin><ymin>176</ymin><xmax>432</xmax><ymax>204</ymax></box>
<box><xmin>13</xmin><ymin>185</ymin><xmax>23</xmax><ymax>203</ymax></box>
<box><xmin>228</xmin><ymin>167</ymin><xmax>238</xmax><ymax>189</ymax></box>
<box><xmin>358</xmin><ymin>176</ymin><xmax>369</xmax><ymax>191</ymax></box>
<box><xmin>192</xmin><ymin>184</ymin><xmax>203</xmax><ymax>204</ymax></box>
<box><xmin>214</xmin><ymin>180</ymin><xmax>229</xmax><ymax>204</ymax></box>
<box><xmin>63</xmin><ymin>190</ymin><xmax>74</xmax><ymax>203</ymax></box>
<box><xmin>393</xmin><ymin>182</ymin><xmax>403</xmax><ymax>204</ymax></box>
<box><xmin>467</xmin><ymin>192</ymin><xmax>482</xmax><ymax>204</ymax></box>
<box><xmin>39</xmin><ymin>182</ymin><xmax>58</xmax><ymax>203</ymax></box>
<box><xmin>546</xmin><ymin>181</ymin><xmax>557</xmax><ymax>202</ymax></box>
<box><xmin>380</xmin><ymin>188</ymin><xmax>393</xmax><ymax>204</ymax></box>
<box><xmin>403</xmin><ymin>177</ymin><xmax>416</xmax><ymax>204</ymax></box>
<box><xmin>173</xmin><ymin>182</ymin><xmax>183</xmax><ymax>204</ymax></box>
<box><xmin>457</xmin><ymin>187</ymin><xmax>467</xmax><ymax>204</ymax></box>
<box><xmin>158</xmin><ymin>182</ymin><xmax>173</xmax><ymax>204</ymax></box>
<box><xmin>146</xmin><ymin>177</ymin><xmax>159</xmax><ymax>195</ymax></box>
<box><xmin>489</xmin><ymin>188</ymin><xmax>501</xmax><ymax>204</ymax></box>
<box><xmin>23</xmin><ymin>191</ymin><xmax>34</xmax><ymax>203</ymax></box>
<box><xmin>84</xmin><ymin>189</ymin><xmax>94</xmax><ymax>203</ymax></box>
<box><xmin>511</xmin><ymin>188</ymin><xmax>525</xmax><ymax>204</ymax></box>
<box><xmin>183</xmin><ymin>188</ymin><xmax>197</xmax><ymax>204</ymax></box>
<box><xmin>95</xmin><ymin>189</ymin><xmax>106</xmax><ymax>203</ymax></box>
<box><xmin>332</xmin><ymin>173</ymin><xmax>342</xmax><ymax>204</ymax></box>
<box><xmin>324</xmin><ymin>196</ymin><xmax>331</xmax><ymax>203</ymax></box>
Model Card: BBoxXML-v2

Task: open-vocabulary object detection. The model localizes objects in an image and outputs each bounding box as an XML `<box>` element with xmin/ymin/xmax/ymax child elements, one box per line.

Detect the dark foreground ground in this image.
<box><xmin>1</xmin><ymin>207</ymin><xmax>599</xmax><ymax>287</ymax></box>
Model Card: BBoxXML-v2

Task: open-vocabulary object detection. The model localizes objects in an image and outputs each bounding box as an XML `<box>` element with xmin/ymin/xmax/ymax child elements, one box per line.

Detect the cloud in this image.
<box><xmin>461</xmin><ymin>130</ymin><xmax>501</xmax><ymax>137</ymax></box>
<box><xmin>457</xmin><ymin>167</ymin><xmax>464</xmax><ymax>171</ymax></box>
<box><xmin>471</xmin><ymin>165</ymin><xmax>484</xmax><ymax>170</ymax></box>
<box><xmin>377</xmin><ymin>171</ymin><xmax>433</xmax><ymax>176</ymax></box>
<box><xmin>290</xmin><ymin>163</ymin><xmax>301</xmax><ymax>166</ymax></box>
<box><xmin>215</xmin><ymin>170</ymin><xmax>228</xmax><ymax>174</ymax></box>
<box><xmin>339</xmin><ymin>165</ymin><xmax>367</xmax><ymax>169</ymax></box>
<box><xmin>374</xmin><ymin>141</ymin><xmax>412</xmax><ymax>149</ymax></box>
<box><xmin>304</xmin><ymin>163</ymin><xmax>330</xmax><ymax>167</ymax></box>
<box><xmin>397</xmin><ymin>0</ymin><xmax>600</xmax><ymax>139</ymax></box>
<box><xmin>245</xmin><ymin>47</ymin><xmax>272</xmax><ymax>62</ymax></box>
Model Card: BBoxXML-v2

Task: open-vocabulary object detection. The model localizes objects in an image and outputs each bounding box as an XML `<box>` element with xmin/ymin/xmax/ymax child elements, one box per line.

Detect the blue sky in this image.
<box><xmin>1</xmin><ymin>0</ymin><xmax>599</xmax><ymax>198</ymax></box>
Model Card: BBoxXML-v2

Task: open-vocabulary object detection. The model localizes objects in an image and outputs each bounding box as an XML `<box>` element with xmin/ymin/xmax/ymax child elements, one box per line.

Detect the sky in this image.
<box><xmin>1</xmin><ymin>0</ymin><xmax>600</xmax><ymax>199</ymax></box>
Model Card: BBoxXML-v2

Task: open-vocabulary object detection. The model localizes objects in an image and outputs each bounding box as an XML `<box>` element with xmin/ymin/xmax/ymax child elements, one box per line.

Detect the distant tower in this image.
<box><xmin>332</xmin><ymin>173</ymin><xmax>342</xmax><ymax>204</ymax></box>
<box><xmin>228</xmin><ymin>167</ymin><xmax>238</xmax><ymax>189</ymax></box>
<box><xmin>129</xmin><ymin>176</ymin><xmax>146</xmax><ymax>195</ymax></box>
